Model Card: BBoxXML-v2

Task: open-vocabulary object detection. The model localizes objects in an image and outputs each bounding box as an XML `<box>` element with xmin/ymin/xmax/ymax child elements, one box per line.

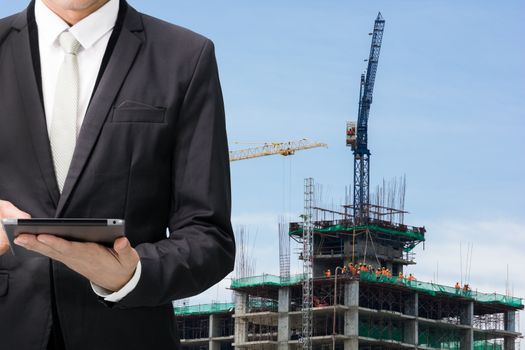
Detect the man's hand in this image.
<box><xmin>0</xmin><ymin>200</ymin><xmax>31</xmax><ymax>256</ymax></box>
<box><xmin>14</xmin><ymin>234</ymin><xmax>140</xmax><ymax>292</ymax></box>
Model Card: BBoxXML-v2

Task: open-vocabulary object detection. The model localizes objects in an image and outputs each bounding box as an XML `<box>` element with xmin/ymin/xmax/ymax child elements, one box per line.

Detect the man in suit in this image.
<box><xmin>0</xmin><ymin>0</ymin><xmax>236</xmax><ymax>349</ymax></box>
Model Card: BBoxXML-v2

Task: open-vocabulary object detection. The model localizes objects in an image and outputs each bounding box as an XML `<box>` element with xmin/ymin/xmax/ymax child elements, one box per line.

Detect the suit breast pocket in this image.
<box><xmin>111</xmin><ymin>100</ymin><xmax>166</xmax><ymax>123</ymax></box>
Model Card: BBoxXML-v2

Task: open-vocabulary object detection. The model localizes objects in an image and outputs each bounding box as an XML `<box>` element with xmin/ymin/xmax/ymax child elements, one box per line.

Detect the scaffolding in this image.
<box><xmin>301</xmin><ymin>177</ymin><xmax>314</xmax><ymax>350</ymax></box>
<box><xmin>473</xmin><ymin>312</ymin><xmax>505</xmax><ymax>331</ymax></box>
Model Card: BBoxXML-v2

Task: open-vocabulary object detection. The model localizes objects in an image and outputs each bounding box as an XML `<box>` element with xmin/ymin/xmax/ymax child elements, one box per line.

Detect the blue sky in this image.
<box><xmin>2</xmin><ymin>0</ymin><xmax>524</xmax><ymax>335</ymax></box>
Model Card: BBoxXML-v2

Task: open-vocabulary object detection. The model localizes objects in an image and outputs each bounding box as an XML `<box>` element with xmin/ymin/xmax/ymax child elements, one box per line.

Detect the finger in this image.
<box><xmin>113</xmin><ymin>237</ymin><xmax>139</xmax><ymax>267</ymax></box>
<box><xmin>14</xmin><ymin>234</ymin><xmax>61</xmax><ymax>260</ymax></box>
<box><xmin>36</xmin><ymin>234</ymin><xmax>73</xmax><ymax>255</ymax></box>
<box><xmin>0</xmin><ymin>200</ymin><xmax>31</xmax><ymax>219</ymax></box>
<box><xmin>113</xmin><ymin>236</ymin><xmax>130</xmax><ymax>252</ymax></box>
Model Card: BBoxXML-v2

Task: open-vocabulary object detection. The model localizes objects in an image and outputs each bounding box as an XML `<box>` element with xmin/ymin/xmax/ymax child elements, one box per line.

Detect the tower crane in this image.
<box><xmin>346</xmin><ymin>12</ymin><xmax>385</xmax><ymax>224</ymax></box>
<box><xmin>229</xmin><ymin>138</ymin><xmax>327</xmax><ymax>162</ymax></box>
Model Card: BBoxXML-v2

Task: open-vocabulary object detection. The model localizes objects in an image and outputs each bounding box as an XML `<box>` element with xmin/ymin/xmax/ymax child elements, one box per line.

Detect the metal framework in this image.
<box><xmin>352</xmin><ymin>12</ymin><xmax>385</xmax><ymax>224</ymax></box>
<box><xmin>358</xmin><ymin>283</ymin><xmax>410</xmax><ymax>313</ymax></box>
<box><xmin>473</xmin><ymin>312</ymin><xmax>505</xmax><ymax>330</ymax></box>
<box><xmin>418</xmin><ymin>294</ymin><xmax>464</xmax><ymax>324</ymax></box>
<box><xmin>229</xmin><ymin>139</ymin><xmax>327</xmax><ymax>162</ymax></box>
<box><xmin>300</xmin><ymin>178</ymin><xmax>315</xmax><ymax>350</ymax></box>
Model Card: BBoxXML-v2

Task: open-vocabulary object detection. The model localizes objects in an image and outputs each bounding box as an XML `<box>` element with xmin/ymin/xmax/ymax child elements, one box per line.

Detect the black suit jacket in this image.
<box><xmin>0</xmin><ymin>2</ymin><xmax>235</xmax><ymax>349</ymax></box>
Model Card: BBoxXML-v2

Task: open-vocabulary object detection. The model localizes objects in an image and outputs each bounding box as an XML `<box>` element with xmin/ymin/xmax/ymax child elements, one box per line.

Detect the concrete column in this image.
<box><xmin>209</xmin><ymin>313</ymin><xmax>221</xmax><ymax>350</ymax></box>
<box><xmin>504</xmin><ymin>311</ymin><xmax>516</xmax><ymax>350</ymax></box>
<box><xmin>344</xmin><ymin>280</ymin><xmax>359</xmax><ymax>350</ymax></box>
<box><xmin>505</xmin><ymin>311</ymin><xmax>516</xmax><ymax>332</ymax></box>
<box><xmin>234</xmin><ymin>292</ymin><xmax>249</xmax><ymax>348</ymax></box>
<box><xmin>504</xmin><ymin>338</ymin><xmax>516</xmax><ymax>350</ymax></box>
<box><xmin>459</xmin><ymin>301</ymin><xmax>473</xmax><ymax>350</ymax></box>
<box><xmin>404</xmin><ymin>292</ymin><xmax>418</xmax><ymax>346</ymax></box>
<box><xmin>278</xmin><ymin>287</ymin><xmax>291</xmax><ymax>350</ymax></box>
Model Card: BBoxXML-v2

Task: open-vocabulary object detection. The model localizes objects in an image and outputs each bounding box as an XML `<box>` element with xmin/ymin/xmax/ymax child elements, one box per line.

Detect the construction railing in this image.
<box><xmin>230</xmin><ymin>273</ymin><xmax>523</xmax><ymax>309</ymax></box>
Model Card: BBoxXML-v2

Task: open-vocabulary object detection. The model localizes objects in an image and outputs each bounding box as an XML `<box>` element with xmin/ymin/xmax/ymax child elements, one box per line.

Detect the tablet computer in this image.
<box><xmin>1</xmin><ymin>218</ymin><xmax>125</xmax><ymax>258</ymax></box>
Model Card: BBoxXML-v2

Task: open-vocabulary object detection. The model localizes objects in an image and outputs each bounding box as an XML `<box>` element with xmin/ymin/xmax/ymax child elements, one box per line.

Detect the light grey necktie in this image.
<box><xmin>50</xmin><ymin>31</ymin><xmax>81</xmax><ymax>193</ymax></box>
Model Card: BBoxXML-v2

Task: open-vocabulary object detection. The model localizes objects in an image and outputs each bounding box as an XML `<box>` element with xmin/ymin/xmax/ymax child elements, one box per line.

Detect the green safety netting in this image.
<box><xmin>289</xmin><ymin>224</ymin><xmax>425</xmax><ymax>243</ymax></box>
<box><xmin>174</xmin><ymin>297</ymin><xmax>280</xmax><ymax>316</ymax></box>
<box><xmin>418</xmin><ymin>325</ymin><xmax>461</xmax><ymax>349</ymax></box>
<box><xmin>230</xmin><ymin>273</ymin><xmax>304</xmax><ymax>289</ymax></box>
<box><xmin>230</xmin><ymin>272</ymin><xmax>523</xmax><ymax>309</ymax></box>
<box><xmin>472</xmin><ymin>341</ymin><xmax>504</xmax><ymax>350</ymax></box>
<box><xmin>174</xmin><ymin>302</ymin><xmax>234</xmax><ymax>316</ymax></box>
<box><xmin>358</xmin><ymin>319</ymin><xmax>404</xmax><ymax>342</ymax></box>
<box><xmin>442</xmin><ymin>341</ymin><xmax>503</xmax><ymax>350</ymax></box>
<box><xmin>358</xmin><ymin>321</ymin><xmax>503</xmax><ymax>348</ymax></box>
<box><xmin>359</xmin><ymin>272</ymin><xmax>523</xmax><ymax>308</ymax></box>
<box><xmin>248</xmin><ymin>297</ymin><xmax>278</xmax><ymax>310</ymax></box>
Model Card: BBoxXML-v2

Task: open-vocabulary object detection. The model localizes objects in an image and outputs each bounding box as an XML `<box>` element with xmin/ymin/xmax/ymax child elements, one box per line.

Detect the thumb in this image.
<box><xmin>0</xmin><ymin>200</ymin><xmax>31</xmax><ymax>256</ymax></box>
<box><xmin>19</xmin><ymin>211</ymin><xmax>31</xmax><ymax>219</ymax></box>
<box><xmin>114</xmin><ymin>237</ymin><xmax>139</xmax><ymax>266</ymax></box>
<box><xmin>0</xmin><ymin>200</ymin><xmax>31</xmax><ymax>219</ymax></box>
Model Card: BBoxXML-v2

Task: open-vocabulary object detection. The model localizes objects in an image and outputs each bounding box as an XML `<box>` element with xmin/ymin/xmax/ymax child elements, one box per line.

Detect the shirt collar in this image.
<box><xmin>34</xmin><ymin>0</ymin><xmax>119</xmax><ymax>50</ymax></box>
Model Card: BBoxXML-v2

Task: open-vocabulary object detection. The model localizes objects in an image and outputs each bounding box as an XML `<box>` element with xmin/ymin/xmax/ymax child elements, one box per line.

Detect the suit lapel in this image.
<box><xmin>56</xmin><ymin>6</ymin><xmax>143</xmax><ymax>216</ymax></box>
<box><xmin>11</xmin><ymin>9</ymin><xmax>61</xmax><ymax>207</ymax></box>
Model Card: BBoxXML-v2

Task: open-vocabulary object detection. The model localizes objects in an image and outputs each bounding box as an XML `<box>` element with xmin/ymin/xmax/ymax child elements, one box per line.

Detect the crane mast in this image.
<box><xmin>352</xmin><ymin>12</ymin><xmax>385</xmax><ymax>224</ymax></box>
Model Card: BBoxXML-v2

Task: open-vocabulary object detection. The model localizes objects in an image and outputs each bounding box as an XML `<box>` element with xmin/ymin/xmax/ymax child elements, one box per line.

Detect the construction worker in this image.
<box><xmin>375</xmin><ymin>268</ymin><xmax>381</xmax><ymax>280</ymax></box>
<box><xmin>341</xmin><ymin>266</ymin><xmax>347</xmax><ymax>275</ymax></box>
<box><xmin>455</xmin><ymin>282</ymin><xmax>461</xmax><ymax>294</ymax></box>
<box><xmin>349</xmin><ymin>263</ymin><xmax>358</xmax><ymax>277</ymax></box>
<box><xmin>324</xmin><ymin>269</ymin><xmax>331</xmax><ymax>278</ymax></box>
<box><xmin>397</xmin><ymin>271</ymin><xmax>404</xmax><ymax>283</ymax></box>
<box><xmin>407</xmin><ymin>273</ymin><xmax>416</xmax><ymax>283</ymax></box>
<box><xmin>463</xmin><ymin>283</ymin><xmax>470</xmax><ymax>292</ymax></box>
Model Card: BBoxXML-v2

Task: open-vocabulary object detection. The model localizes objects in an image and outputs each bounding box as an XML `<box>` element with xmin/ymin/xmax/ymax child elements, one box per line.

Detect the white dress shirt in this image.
<box><xmin>35</xmin><ymin>0</ymin><xmax>141</xmax><ymax>302</ymax></box>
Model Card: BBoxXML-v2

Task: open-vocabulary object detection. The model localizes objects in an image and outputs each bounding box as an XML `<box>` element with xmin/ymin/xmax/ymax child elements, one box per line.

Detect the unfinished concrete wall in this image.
<box><xmin>344</xmin><ymin>280</ymin><xmax>359</xmax><ymax>350</ymax></box>
<box><xmin>210</xmin><ymin>313</ymin><xmax>220</xmax><ymax>350</ymax></box>
<box><xmin>234</xmin><ymin>292</ymin><xmax>248</xmax><ymax>349</ymax></box>
<box><xmin>278</xmin><ymin>287</ymin><xmax>290</xmax><ymax>350</ymax></box>
<box><xmin>460</xmin><ymin>301</ymin><xmax>474</xmax><ymax>350</ymax></box>
<box><xmin>504</xmin><ymin>311</ymin><xmax>516</xmax><ymax>350</ymax></box>
<box><xmin>404</xmin><ymin>292</ymin><xmax>418</xmax><ymax>345</ymax></box>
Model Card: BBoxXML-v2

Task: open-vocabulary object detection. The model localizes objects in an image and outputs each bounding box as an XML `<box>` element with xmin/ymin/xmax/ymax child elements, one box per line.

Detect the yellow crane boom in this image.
<box><xmin>229</xmin><ymin>138</ymin><xmax>327</xmax><ymax>162</ymax></box>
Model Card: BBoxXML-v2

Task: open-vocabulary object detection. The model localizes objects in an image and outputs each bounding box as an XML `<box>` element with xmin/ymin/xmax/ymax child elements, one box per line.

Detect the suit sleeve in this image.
<box><xmin>116</xmin><ymin>39</ymin><xmax>236</xmax><ymax>308</ymax></box>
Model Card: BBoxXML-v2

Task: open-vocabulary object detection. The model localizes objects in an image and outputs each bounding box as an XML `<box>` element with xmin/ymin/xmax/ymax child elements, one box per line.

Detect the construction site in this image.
<box><xmin>173</xmin><ymin>13</ymin><xmax>523</xmax><ymax>350</ymax></box>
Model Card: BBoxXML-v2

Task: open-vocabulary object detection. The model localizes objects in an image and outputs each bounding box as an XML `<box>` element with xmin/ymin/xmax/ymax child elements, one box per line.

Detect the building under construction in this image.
<box><xmin>174</xmin><ymin>12</ymin><xmax>523</xmax><ymax>350</ymax></box>
<box><xmin>174</xmin><ymin>181</ymin><xmax>523</xmax><ymax>349</ymax></box>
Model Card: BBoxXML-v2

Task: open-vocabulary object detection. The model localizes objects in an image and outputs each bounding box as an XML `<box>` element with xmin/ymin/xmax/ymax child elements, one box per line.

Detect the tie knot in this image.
<box><xmin>59</xmin><ymin>31</ymin><xmax>81</xmax><ymax>55</ymax></box>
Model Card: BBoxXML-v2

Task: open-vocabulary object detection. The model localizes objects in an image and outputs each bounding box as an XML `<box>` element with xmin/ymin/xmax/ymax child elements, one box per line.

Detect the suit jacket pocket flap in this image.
<box><xmin>0</xmin><ymin>273</ymin><xmax>8</xmax><ymax>296</ymax></box>
<box><xmin>111</xmin><ymin>103</ymin><xmax>166</xmax><ymax>123</ymax></box>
